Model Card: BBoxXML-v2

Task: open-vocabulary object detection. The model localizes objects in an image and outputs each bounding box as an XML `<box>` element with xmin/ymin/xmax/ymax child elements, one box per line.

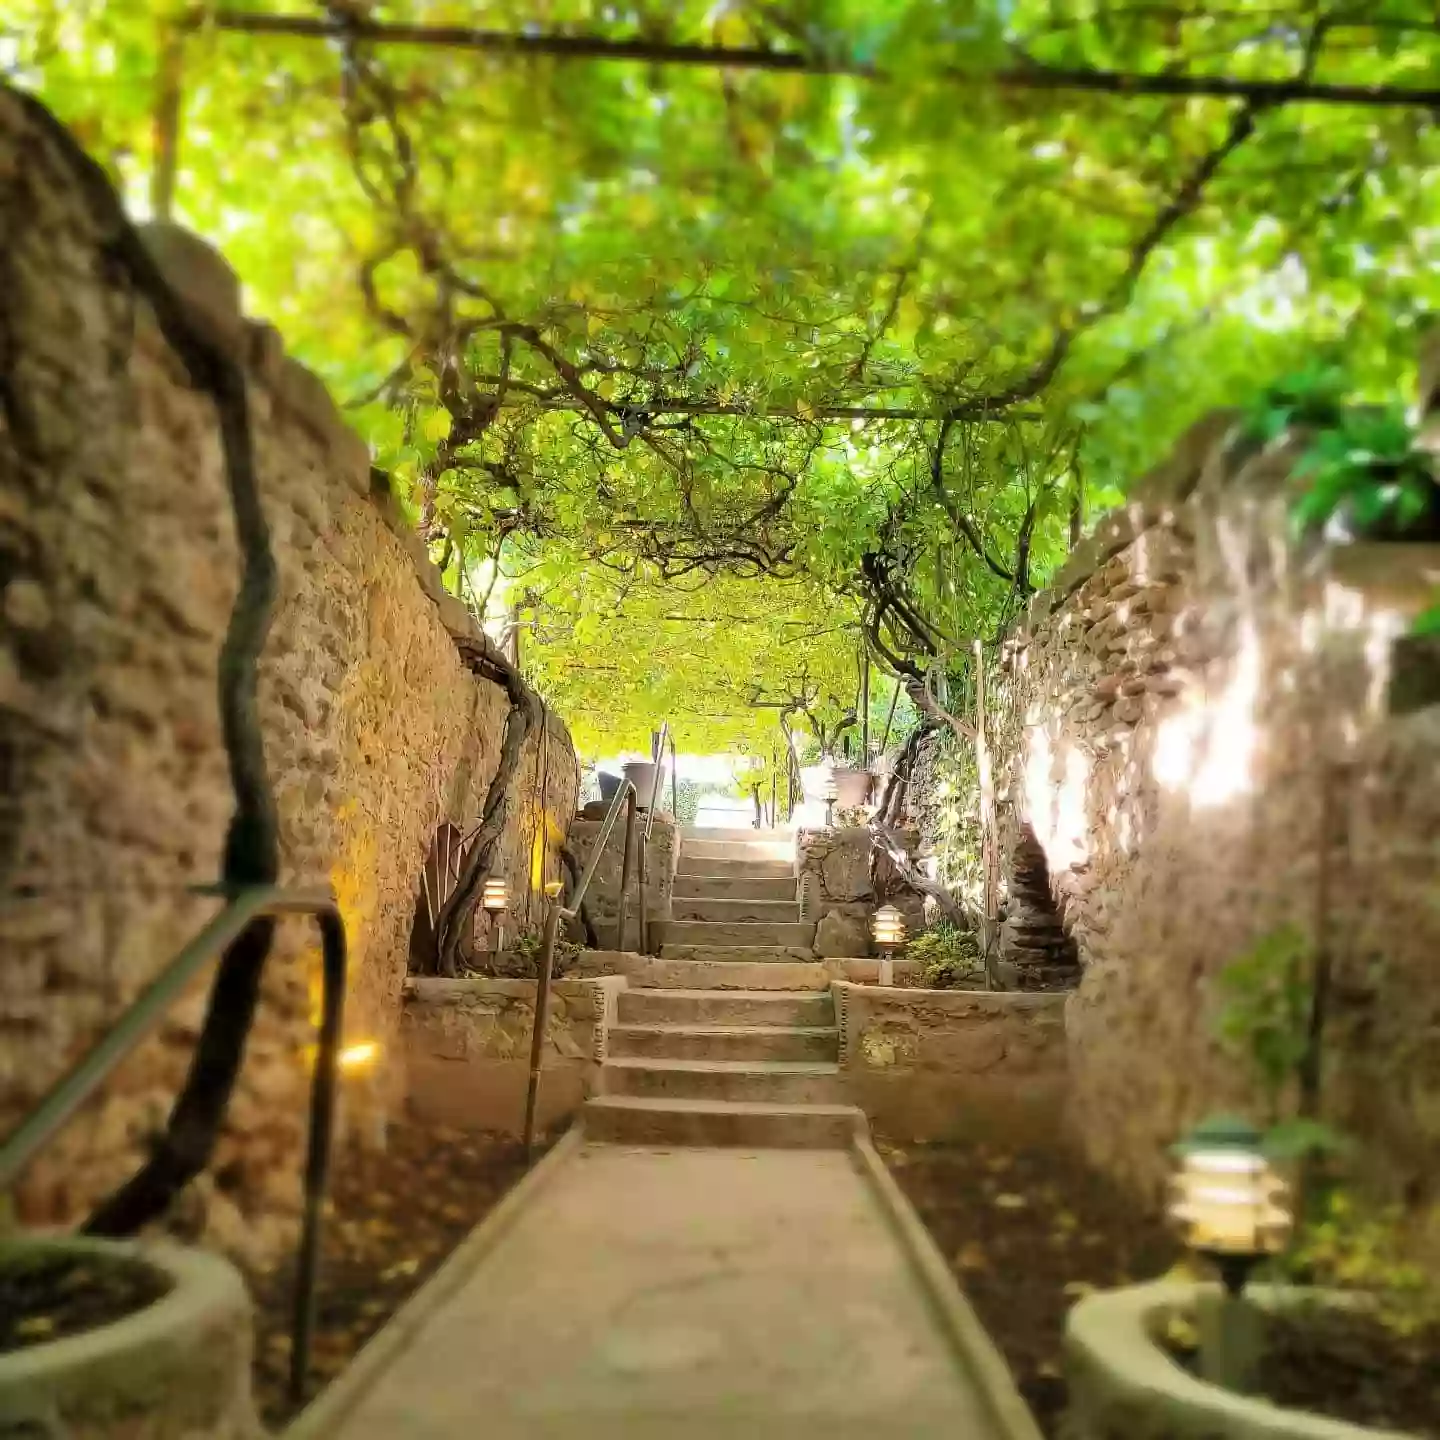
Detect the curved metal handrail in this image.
<box><xmin>522</xmin><ymin>775</ymin><xmax>639</xmax><ymax>1155</ymax></box>
<box><xmin>637</xmin><ymin>719</ymin><xmax>670</xmax><ymax>955</ymax></box>
<box><xmin>0</xmin><ymin>886</ymin><xmax>347</xmax><ymax>1407</ymax></box>
<box><xmin>521</xmin><ymin>720</ymin><xmax>671</xmax><ymax>1156</ymax></box>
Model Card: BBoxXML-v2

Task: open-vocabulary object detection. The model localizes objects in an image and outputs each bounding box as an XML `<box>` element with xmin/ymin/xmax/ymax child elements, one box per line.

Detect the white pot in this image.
<box><xmin>800</xmin><ymin>763</ymin><xmax>872</xmax><ymax>810</ymax></box>
<box><xmin>622</xmin><ymin>761</ymin><xmax>669</xmax><ymax>809</ymax></box>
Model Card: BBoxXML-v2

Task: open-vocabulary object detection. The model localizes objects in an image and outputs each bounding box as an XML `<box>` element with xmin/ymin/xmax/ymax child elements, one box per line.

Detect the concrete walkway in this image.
<box><xmin>322</xmin><ymin>1145</ymin><xmax>1004</xmax><ymax>1439</ymax></box>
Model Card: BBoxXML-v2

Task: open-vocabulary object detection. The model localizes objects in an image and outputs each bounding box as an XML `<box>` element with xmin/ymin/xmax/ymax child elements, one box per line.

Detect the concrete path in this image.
<box><xmin>324</xmin><ymin>1145</ymin><xmax>1002</xmax><ymax>1439</ymax></box>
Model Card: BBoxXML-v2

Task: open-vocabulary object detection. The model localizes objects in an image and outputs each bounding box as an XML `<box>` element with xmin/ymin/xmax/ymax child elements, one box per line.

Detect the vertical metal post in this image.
<box><xmin>616</xmin><ymin>790</ymin><xmax>637</xmax><ymax>953</ymax></box>
<box><xmin>878</xmin><ymin>679</ymin><xmax>901</xmax><ymax>756</ymax></box>
<box><xmin>289</xmin><ymin>908</ymin><xmax>348</xmax><ymax>1407</ymax></box>
<box><xmin>639</xmin><ymin>843</ymin><xmax>650</xmax><ymax>956</ymax></box>
<box><xmin>522</xmin><ymin>900</ymin><xmax>563</xmax><ymax>1158</ymax></box>
<box><xmin>860</xmin><ymin>649</ymin><xmax>871</xmax><ymax>761</ymax></box>
<box><xmin>975</xmin><ymin>639</ymin><xmax>999</xmax><ymax>990</ymax></box>
<box><xmin>670</xmin><ymin>734</ymin><xmax>679</xmax><ymax>819</ymax></box>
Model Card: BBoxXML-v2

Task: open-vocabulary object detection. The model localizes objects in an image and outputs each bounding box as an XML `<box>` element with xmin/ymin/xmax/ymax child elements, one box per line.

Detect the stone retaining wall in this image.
<box><xmin>0</xmin><ymin>91</ymin><xmax>576</xmax><ymax>1266</ymax></box>
<box><xmin>990</xmin><ymin>399</ymin><xmax>1440</xmax><ymax>1251</ymax></box>
<box><xmin>834</xmin><ymin>983</ymin><xmax>1068</xmax><ymax>1142</ymax></box>
<box><xmin>567</xmin><ymin>815</ymin><xmax>677</xmax><ymax>949</ymax></box>
<box><xmin>400</xmin><ymin>977</ymin><xmax>622</xmax><ymax>1137</ymax></box>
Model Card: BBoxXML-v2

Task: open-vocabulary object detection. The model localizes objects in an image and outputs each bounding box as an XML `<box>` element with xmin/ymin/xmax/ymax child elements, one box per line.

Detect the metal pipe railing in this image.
<box><xmin>637</xmin><ymin>719</ymin><xmax>670</xmax><ymax>958</ymax></box>
<box><xmin>523</xmin><ymin>776</ymin><xmax>639</xmax><ymax>1156</ymax></box>
<box><xmin>0</xmin><ymin>885</ymin><xmax>347</xmax><ymax>1408</ymax></box>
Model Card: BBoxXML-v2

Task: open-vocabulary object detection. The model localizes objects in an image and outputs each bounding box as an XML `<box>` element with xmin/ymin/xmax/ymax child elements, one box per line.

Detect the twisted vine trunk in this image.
<box><xmin>14</xmin><ymin>91</ymin><xmax>285</xmax><ymax>1237</ymax></box>
<box><xmin>431</xmin><ymin>638</ymin><xmax>540</xmax><ymax>977</ymax></box>
<box><xmin>558</xmin><ymin>843</ymin><xmax>600</xmax><ymax>949</ymax></box>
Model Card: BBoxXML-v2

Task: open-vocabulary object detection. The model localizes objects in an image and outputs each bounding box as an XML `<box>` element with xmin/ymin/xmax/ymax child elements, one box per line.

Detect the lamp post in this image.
<box><xmin>872</xmin><ymin>904</ymin><xmax>905</xmax><ymax>988</ymax></box>
<box><xmin>822</xmin><ymin>768</ymin><xmax>838</xmax><ymax>828</ymax></box>
<box><xmin>482</xmin><ymin>876</ymin><xmax>509</xmax><ymax>954</ymax></box>
<box><xmin>1169</xmin><ymin>1114</ymin><xmax>1291</xmax><ymax>1392</ymax></box>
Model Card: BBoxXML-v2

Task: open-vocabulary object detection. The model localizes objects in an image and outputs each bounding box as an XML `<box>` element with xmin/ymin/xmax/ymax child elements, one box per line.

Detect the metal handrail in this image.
<box><xmin>522</xmin><ymin>777</ymin><xmax>639</xmax><ymax>1155</ymax></box>
<box><xmin>0</xmin><ymin>885</ymin><xmax>347</xmax><ymax>1408</ymax></box>
<box><xmin>637</xmin><ymin>719</ymin><xmax>670</xmax><ymax>956</ymax></box>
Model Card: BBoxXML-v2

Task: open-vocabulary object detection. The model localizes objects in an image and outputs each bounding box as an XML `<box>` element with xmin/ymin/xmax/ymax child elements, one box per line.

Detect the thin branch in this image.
<box><xmin>212</xmin><ymin>11</ymin><xmax>1440</xmax><ymax>109</ymax></box>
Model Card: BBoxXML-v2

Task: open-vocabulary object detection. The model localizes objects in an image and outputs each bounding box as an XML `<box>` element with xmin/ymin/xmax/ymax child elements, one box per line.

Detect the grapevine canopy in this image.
<box><xmin>17</xmin><ymin>0</ymin><xmax>1440</xmax><ymax>748</ymax></box>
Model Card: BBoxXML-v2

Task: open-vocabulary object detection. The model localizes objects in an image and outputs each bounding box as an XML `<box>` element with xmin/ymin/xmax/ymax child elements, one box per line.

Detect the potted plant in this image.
<box><xmin>0</xmin><ymin>1234</ymin><xmax>258</xmax><ymax>1435</ymax></box>
<box><xmin>1240</xmin><ymin>366</ymin><xmax>1440</xmax><ymax>544</ymax></box>
<box><xmin>1290</xmin><ymin>406</ymin><xmax>1440</xmax><ymax>544</ymax></box>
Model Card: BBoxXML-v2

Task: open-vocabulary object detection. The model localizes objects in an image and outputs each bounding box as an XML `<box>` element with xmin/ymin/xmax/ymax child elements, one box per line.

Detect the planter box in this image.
<box><xmin>0</xmin><ymin>1236</ymin><xmax>258</xmax><ymax>1437</ymax></box>
<box><xmin>1063</xmin><ymin>1280</ymin><xmax>1416</xmax><ymax>1440</ymax></box>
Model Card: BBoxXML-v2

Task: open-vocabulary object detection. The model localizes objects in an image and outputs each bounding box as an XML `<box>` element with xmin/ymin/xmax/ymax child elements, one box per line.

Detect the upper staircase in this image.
<box><xmin>582</xmin><ymin>826</ymin><xmax>866</xmax><ymax>1149</ymax></box>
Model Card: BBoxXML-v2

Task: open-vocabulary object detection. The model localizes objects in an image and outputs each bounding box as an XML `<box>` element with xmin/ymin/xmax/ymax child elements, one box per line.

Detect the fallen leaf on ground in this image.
<box><xmin>955</xmin><ymin>1242</ymin><xmax>988</xmax><ymax>1271</ymax></box>
<box><xmin>993</xmin><ymin>1193</ymin><xmax>1027</xmax><ymax>1210</ymax></box>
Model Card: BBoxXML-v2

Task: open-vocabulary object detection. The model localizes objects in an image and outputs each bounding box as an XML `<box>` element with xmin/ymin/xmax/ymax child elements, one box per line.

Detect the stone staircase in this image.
<box><xmin>582</xmin><ymin>827</ymin><xmax>866</xmax><ymax>1148</ymax></box>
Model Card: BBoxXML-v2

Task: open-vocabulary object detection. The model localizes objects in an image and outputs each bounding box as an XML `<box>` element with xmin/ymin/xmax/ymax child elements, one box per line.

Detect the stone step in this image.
<box><xmin>581</xmin><ymin>1095</ymin><xmax>865</xmax><ymax>1148</ymax></box>
<box><xmin>671</xmin><ymin>873</ymin><xmax>797</xmax><ymax>902</ymax></box>
<box><xmin>608</xmin><ymin>1024</ymin><xmax>839</xmax><ymax>1063</ymax></box>
<box><xmin>675</xmin><ymin>856</ymin><xmax>794</xmax><ymax>881</ymax></box>
<box><xmin>671</xmin><ymin>896</ymin><xmax>802</xmax><ymax>923</ymax></box>
<box><xmin>658</xmin><ymin>944</ymin><xmax>815</xmax><ymax>965</ymax></box>
<box><xmin>682</xmin><ymin>837</ymin><xmax>793</xmax><ymax>864</ymax></box>
<box><xmin>601</xmin><ymin>1058</ymin><xmax>843</xmax><ymax>1105</ymax></box>
<box><xmin>617</xmin><ymin>988</ymin><xmax>835</xmax><ymax>1027</ymax></box>
<box><xmin>624</xmin><ymin>957</ymin><xmax>834</xmax><ymax>990</ymax></box>
<box><xmin>652</xmin><ymin>919</ymin><xmax>816</xmax><ymax>949</ymax></box>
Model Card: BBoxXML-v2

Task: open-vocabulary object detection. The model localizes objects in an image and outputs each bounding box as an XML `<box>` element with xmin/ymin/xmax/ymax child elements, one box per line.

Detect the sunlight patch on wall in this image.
<box><xmin>1153</xmin><ymin>619</ymin><xmax>1260</xmax><ymax>809</ymax></box>
<box><xmin>1024</xmin><ymin>727</ymin><xmax>1091</xmax><ymax>873</ymax></box>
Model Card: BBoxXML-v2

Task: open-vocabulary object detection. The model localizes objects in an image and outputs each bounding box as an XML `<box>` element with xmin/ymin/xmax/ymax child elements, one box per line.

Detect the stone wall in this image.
<box><xmin>834</xmin><ymin>983</ymin><xmax>1068</xmax><ymax>1142</ymax></box>
<box><xmin>0</xmin><ymin>92</ymin><xmax>576</xmax><ymax>1265</ymax></box>
<box><xmin>566</xmin><ymin>815</ymin><xmax>676</xmax><ymax>950</ymax></box>
<box><xmin>992</xmin><ymin>404</ymin><xmax>1440</xmax><ymax>1249</ymax></box>
<box><xmin>798</xmin><ymin>825</ymin><xmax>927</xmax><ymax>956</ymax></box>
<box><xmin>399</xmin><ymin>977</ymin><xmax>620</xmax><ymax>1138</ymax></box>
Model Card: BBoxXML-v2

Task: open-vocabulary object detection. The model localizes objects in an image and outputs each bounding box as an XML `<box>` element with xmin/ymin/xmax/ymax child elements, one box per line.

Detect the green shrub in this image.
<box><xmin>491</xmin><ymin>929</ymin><xmax>583</xmax><ymax>979</ymax></box>
<box><xmin>900</xmin><ymin>922</ymin><xmax>984</xmax><ymax>990</ymax></box>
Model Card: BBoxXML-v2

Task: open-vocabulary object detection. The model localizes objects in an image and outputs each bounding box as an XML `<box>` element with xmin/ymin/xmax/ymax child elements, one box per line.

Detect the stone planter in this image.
<box><xmin>1063</xmin><ymin>1280</ymin><xmax>1415</xmax><ymax>1440</ymax></box>
<box><xmin>0</xmin><ymin>1236</ymin><xmax>258</xmax><ymax>1437</ymax></box>
<box><xmin>622</xmin><ymin>760</ymin><xmax>668</xmax><ymax>809</ymax></box>
<box><xmin>596</xmin><ymin>770</ymin><xmax>622</xmax><ymax>802</ymax></box>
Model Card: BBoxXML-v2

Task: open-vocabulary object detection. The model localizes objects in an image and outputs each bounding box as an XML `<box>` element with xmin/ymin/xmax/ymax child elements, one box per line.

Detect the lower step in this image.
<box><xmin>582</xmin><ymin>1095</ymin><xmax>866</xmax><ymax>1149</ymax></box>
<box><xmin>609</xmin><ymin>1024</ymin><xmax>839</xmax><ymax>1063</ymax></box>
<box><xmin>658</xmin><ymin>945</ymin><xmax>815</xmax><ymax>964</ymax></box>
<box><xmin>601</xmin><ymin>1058</ymin><xmax>843</xmax><ymax>1104</ymax></box>
<box><xmin>617</xmin><ymin>988</ymin><xmax>835</xmax><ymax>1026</ymax></box>
<box><xmin>653</xmin><ymin>920</ymin><xmax>816</xmax><ymax>948</ymax></box>
<box><xmin>629</xmin><ymin>959</ymin><xmax>834</xmax><ymax>990</ymax></box>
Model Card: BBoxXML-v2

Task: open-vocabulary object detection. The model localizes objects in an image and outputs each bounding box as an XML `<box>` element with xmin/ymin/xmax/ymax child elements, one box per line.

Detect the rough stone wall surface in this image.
<box><xmin>399</xmin><ymin>976</ymin><xmax>619</xmax><ymax>1136</ymax></box>
<box><xmin>991</xmin><ymin>408</ymin><xmax>1440</xmax><ymax>1246</ymax></box>
<box><xmin>834</xmin><ymin>983</ymin><xmax>1067</xmax><ymax>1141</ymax></box>
<box><xmin>0</xmin><ymin>93</ymin><xmax>575</xmax><ymax>1264</ymax></box>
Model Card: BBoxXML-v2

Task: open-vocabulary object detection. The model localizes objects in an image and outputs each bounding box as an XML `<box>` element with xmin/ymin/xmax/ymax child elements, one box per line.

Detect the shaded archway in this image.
<box><xmin>999</xmin><ymin>823</ymin><xmax>1080</xmax><ymax>990</ymax></box>
<box><xmin>407</xmin><ymin>822</ymin><xmax>478</xmax><ymax>973</ymax></box>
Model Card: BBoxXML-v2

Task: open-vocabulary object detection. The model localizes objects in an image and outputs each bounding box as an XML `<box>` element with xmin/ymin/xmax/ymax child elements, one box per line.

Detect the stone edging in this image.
<box><xmin>849</xmin><ymin>1133</ymin><xmax>1046</xmax><ymax>1440</ymax></box>
<box><xmin>283</xmin><ymin>1126</ymin><xmax>584</xmax><ymax>1439</ymax></box>
<box><xmin>1064</xmin><ymin>1281</ymin><xmax>1416</xmax><ymax>1440</ymax></box>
